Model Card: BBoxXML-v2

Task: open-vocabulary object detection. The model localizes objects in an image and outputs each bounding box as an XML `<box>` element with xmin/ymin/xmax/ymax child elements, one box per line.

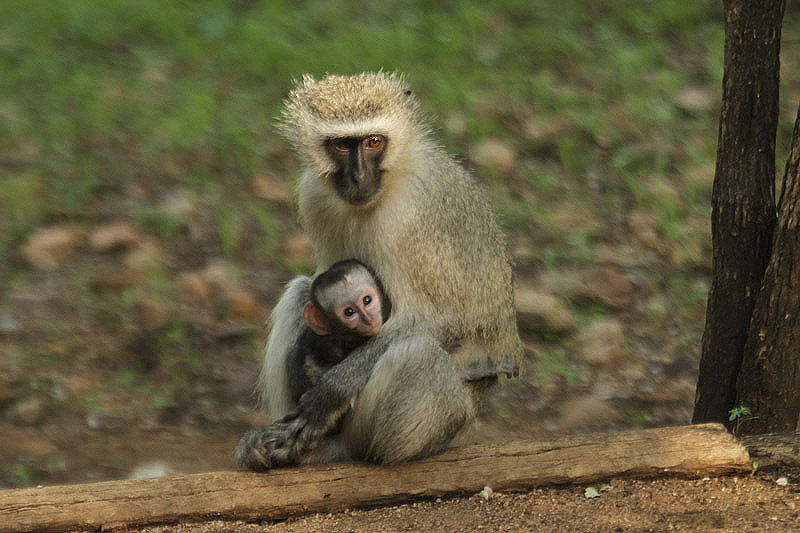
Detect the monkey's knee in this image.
<box><xmin>343</xmin><ymin>336</ymin><xmax>474</xmax><ymax>464</ymax></box>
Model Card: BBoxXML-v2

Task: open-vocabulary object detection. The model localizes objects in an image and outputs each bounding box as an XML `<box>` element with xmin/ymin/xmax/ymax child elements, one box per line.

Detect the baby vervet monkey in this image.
<box><xmin>287</xmin><ymin>259</ymin><xmax>390</xmax><ymax>403</ymax></box>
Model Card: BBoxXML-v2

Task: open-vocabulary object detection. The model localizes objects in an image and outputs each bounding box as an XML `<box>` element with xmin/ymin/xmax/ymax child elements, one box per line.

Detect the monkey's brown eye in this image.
<box><xmin>333</xmin><ymin>140</ymin><xmax>350</xmax><ymax>153</ymax></box>
<box><xmin>365</xmin><ymin>136</ymin><xmax>383</xmax><ymax>150</ymax></box>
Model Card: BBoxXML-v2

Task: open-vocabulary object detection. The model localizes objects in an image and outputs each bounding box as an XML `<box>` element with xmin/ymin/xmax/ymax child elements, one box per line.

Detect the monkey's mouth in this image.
<box><xmin>358</xmin><ymin>322</ymin><xmax>382</xmax><ymax>337</ymax></box>
<box><xmin>339</xmin><ymin>187</ymin><xmax>380</xmax><ymax>206</ymax></box>
<box><xmin>343</xmin><ymin>193</ymin><xmax>375</xmax><ymax>206</ymax></box>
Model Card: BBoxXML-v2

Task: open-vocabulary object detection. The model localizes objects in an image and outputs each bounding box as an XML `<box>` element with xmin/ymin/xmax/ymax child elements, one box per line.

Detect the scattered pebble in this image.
<box><xmin>129</xmin><ymin>461</ymin><xmax>172</xmax><ymax>480</ymax></box>
<box><xmin>88</xmin><ymin>221</ymin><xmax>139</xmax><ymax>253</ymax></box>
<box><xmin>478</xmin><ymin>486</ymin><xmax>493</xmax><ymax>501</ymax></box>
<box><xmin>471</xmin><ymin>138</ymin><xmax>517</xmax><ymax>175</ymax></box>
<box><xmin>19</xmin><ymin>225</ymin><xmax>79</xmax><ymax>270</ymax></box>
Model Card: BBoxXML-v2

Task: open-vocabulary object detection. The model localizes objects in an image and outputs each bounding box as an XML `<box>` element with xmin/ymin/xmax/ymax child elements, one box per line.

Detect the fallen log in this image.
<box><xmin>740</xmin><ymin>430</ymin><xmax>800</xmax><ymax>471</ymax></box>
<box><xmin>0</xmin><ymin>423</ymin><xmax>749</xmax><ymax>533</ymax></box>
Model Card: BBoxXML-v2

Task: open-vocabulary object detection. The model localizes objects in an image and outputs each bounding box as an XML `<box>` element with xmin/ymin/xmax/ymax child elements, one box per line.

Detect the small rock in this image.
<box><xmin>0</xmin><ymin>375</ymin><xmax>18</xmax><ymax>403</ymax></box>
<box><xmin>10</xmin><ymin>397</ymin><xmax>46</xmax><ymax>425</ymax></box>
<box><xmin>523</xmin><ymin>117</ymin><xmax>576</xmax><ymax>145</ymax></box>
<box><xmin>159</xmin><ymin>189</ymin><xmax>196</xmax><ymax>218</ymax></box>
<box><xmin>0</xmin><ymin>428</ymin><xmax>58</xmax><ymax>457</ymax></box>
<box><xmin>575</xmin><ymin>318</ymin><xmax>628</xmax><ymax>368</ymax></box>
<box><xmin>552</xmin><ymin>201</ymin><xmax>598</xmax><ymax>238</ymax></box>
<box><xmin>123</xmin><ymin>240</ymin><xmax>163</xmax><ymax>273</ymax></box>
<box><xmin>88</xmin><ymin>222</ymin><xmax>138</xmax><ymax>253</ymax></box>
<box><xmin>584</xmin><ymin>487</ymin><xmax>600</xmax><ymax>499</ymax></box>
<box><xmin>776</xmin><ymin>476</ymin><xmax>789</xmax><ymax>486</ymax></box>
<box><xmin>565</xmin><ymin>266</ymin><xmax>636</xmax><ymax>309</ymax></box>
<box><xmin>19</xmin><ymin>225</ymin><xmax>79</xmax><ymax>270</ymax></box>
<box><xmin>444</xmin><ymin>114</ymin><xmax>468</xmax><ymax>137</ymax></box>
<box><xmin>515</xmin><ymin>286</ymin><xmax>575</xmax><ymax>336</ymax></box>
<box><xmin>0</xmin><ymin>312</ymin><xmax>20</xmax><ymax>335</ymax></box>
<box><xmin>252</xmin><ymin>174</ymin><xmax>290</xmax><ymax>203</ymax></box>
<box><xmin>676</xmin><ymin>86</ymin><xmax>715</xmax><ymax>116</ymax></box>
<box><xmin>627</xmin><ymin>211</ymin><xmax>661</xmax><ymax>250</ymax></box>
<box><xmin>91</xmin><ymin>269</ymin><xmax>144</xmax><ymax>291</ymax></box>
<box><xmin>225</xmin><ymin>289</ymin><xmax>260</xmax><ymax>318</ymax></box>
<box><xmin>472</xmin><ymin>138</ymin><xmax>517</xmax><ymax>175</ymax></box>
<box><xmin>137</xmin><ymin>297</ymin><xmax>173</xmax><ymax>330</ymax></box>
<box><xmin>619</xmin><ymin>361</ymin><xmax>648</xmax><ymax>383</ymax></box>
<box><xmin>85</xmin><ymin>411</ymin><xmax>108</xmax><ymax>430</ymax></box>
<box><xmin>478</xmin><ymin>486</ymin><xmax>493</xmax><ymax>501</ymax></box>
<box><xmin>129</xmin><ymin>461</ymin><xmax>172</xmax><ymax>480</ymax></box>
<box><xmin>203</xmin><ymin>259</ymin><xmax>240</xmax><ymax>293</ymax></box>
<box><xmin>175</xmin><ymin>271</ymin><xmax>211</xmax><ymax>302</ymax></box>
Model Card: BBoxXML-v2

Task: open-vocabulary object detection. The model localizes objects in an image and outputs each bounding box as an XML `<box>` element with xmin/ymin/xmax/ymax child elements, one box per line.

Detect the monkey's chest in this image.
<box><xmin>303</xmin><ymin>336</ymin><xmax>366</xmax><ymax>385</ymax></box>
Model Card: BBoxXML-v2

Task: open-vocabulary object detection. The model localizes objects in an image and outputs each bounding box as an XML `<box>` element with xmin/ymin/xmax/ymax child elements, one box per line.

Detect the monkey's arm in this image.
<box><xmin>236</xmin><ymin>322</ymin><xmax>409</xmax><ymax>470</ymax></box>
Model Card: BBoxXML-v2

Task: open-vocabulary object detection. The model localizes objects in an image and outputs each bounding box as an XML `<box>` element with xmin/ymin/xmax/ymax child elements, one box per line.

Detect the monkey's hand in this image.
<box><xmin>237</xmin><ymin>328</ymin><xmax>395</xmax><ymax>471</ymax></box>
<box><xmin>235</xmin><ymin>426</ymin><xmax>281</xmax><ymax>471</ymax></box>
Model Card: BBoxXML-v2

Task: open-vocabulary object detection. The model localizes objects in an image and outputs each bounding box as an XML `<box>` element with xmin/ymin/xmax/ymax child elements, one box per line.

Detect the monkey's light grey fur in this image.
<box><xmin>236</xmin><ymin>72</ymin><xmax>524</xmax><ymax>471</ymax></box>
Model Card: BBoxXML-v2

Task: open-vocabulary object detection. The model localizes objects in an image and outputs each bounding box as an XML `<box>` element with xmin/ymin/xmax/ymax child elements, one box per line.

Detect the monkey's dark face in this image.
<box><xmin>325</xmin><ymin>135</ymin><xmax>387</xmax><ymax>205</ymax></box>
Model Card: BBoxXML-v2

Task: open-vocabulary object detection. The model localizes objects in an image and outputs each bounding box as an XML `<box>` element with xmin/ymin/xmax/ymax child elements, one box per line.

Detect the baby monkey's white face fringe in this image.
<box><xmin>279</xmin><ymin>72</ymin><xmax>425</xmax><ymax>179</ymax></box>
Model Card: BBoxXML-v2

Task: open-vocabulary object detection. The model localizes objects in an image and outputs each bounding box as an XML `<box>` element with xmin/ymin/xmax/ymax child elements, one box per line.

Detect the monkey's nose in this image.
<box><xmin>361</xmin><ymin>319</ymin><xmax>381</xmax><ymax>337</ymax></box>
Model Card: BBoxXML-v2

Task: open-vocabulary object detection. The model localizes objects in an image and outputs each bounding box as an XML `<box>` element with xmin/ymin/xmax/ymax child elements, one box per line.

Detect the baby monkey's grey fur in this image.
<box><xmin>236</xmin><ymin>72</ymin><xmax>523</xmax><ymax>470</ymax></box>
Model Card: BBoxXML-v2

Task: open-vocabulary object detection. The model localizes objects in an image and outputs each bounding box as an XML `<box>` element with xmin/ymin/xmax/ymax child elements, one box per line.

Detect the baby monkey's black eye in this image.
<box><xmin>344</xmin><ymin>307</ymin><xmax>355</xmax><ymax>317</ymax></box>
<box><xmin>363</xmin><ymin>295</ymin><xmax>372</xmax><ymax>305</ymax></box>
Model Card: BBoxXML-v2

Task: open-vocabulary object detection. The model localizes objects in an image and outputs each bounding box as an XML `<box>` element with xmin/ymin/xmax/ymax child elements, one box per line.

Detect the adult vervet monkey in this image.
<box><xmin>236</xmin><ymin>72</ymin><xmax>523</xmax><ymax>470</ymax></box>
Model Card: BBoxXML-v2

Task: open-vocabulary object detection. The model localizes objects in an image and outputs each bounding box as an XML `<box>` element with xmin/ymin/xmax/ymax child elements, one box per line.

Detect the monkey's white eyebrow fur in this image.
<box><xmin>310</xmin><ymin>116</ymin><xmax>402</xmax><ymax>140</ymax></box>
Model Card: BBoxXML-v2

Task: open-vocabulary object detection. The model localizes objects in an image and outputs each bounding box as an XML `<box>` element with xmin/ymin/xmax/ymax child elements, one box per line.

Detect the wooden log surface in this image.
<box><xmin>740</xmin><ymin>430</ymin><xmax>800</xmax><ymax>470</ymax></box>
<box><xmin>0</xmin><ymin>423</ymin><xmax>750</xmax><ymax>533</ymax></box>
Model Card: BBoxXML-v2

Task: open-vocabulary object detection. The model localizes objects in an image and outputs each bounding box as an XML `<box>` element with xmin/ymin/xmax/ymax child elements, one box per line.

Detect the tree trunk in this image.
<box><xmin>692</xmin><ymin>0</ymin><xmax>783</xmax><ymax>425</ymax></box>
<box><xmin>736</xmin><ymin>104</ymin><xmax>800</xmax><ymax>433</ymax></box>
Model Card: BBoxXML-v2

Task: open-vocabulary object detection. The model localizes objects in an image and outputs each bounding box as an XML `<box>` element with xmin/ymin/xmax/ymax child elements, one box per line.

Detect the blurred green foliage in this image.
<box><xmin>0</xmin><ymin>1</ymin><xmax>735</xmax><ymax>271</ymax></box>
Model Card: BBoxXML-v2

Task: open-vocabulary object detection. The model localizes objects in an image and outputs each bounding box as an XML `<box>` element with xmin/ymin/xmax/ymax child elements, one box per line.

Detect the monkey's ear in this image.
<box><xmin>303</xmin><ymin>302</ymin><xmax>331</xmax><ymax>336</ymax></box>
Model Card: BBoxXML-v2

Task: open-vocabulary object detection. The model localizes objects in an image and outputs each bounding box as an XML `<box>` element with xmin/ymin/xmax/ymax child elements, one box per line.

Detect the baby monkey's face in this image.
<box><xmin>332</xmin><ymin>280</ymin><xmax>383</xmax><ymax>337</ymax></box>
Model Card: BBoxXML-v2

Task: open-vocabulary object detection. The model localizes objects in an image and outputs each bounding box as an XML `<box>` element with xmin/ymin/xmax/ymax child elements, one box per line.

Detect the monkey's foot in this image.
<box><xmin>235</xmin><ymin>401</ymin><xmax>353</xmax><ymax>471</ymax></box>
<box><xmin>235</xmin><ymin>427</ymin><xmax>280</xmax><ymax>471</ymax></box>
<box><xmin>234</xmin><ymin>413</ymin><xmax>323</xmax><ymax>471</ymax></box>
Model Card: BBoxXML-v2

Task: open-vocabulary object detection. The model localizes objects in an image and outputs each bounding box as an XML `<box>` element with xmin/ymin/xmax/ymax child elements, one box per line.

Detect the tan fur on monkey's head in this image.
<box><xmin>279</xmin><ymin>72</ymin><xmax>427</xmax><ymax>175</ymax></box>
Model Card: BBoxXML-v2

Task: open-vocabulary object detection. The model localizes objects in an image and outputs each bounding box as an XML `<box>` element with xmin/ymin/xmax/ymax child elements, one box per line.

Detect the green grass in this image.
<box><xmin>533</xmin><ymin>347</ymin><xmax>584</xmax><ymax>386</ymax></box>
<box><xmin>0</xmin><ymin>1</ymin><xmax>729</xmax><ymax>263</ymax></box>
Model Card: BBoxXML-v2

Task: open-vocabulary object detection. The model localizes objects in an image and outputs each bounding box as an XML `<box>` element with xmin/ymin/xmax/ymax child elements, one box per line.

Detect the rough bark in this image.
<box><xmin>736</xmin><ymin>104</ymin><xmax>800</xmax><ymax>433</ymax></box>
<box><xmin>693</xmin><ymin>0</ymin><xmax>783</xmax><ymax>425</ymax></box>
<box><xmin>0</xmin><ymin>425</ymin><xmax>750</xmax><ymax>533</ymax></box>
<box><xmin>740</xmin><ymin>430</ymin><xmax>800</xmax><ymax>470</ymax></box>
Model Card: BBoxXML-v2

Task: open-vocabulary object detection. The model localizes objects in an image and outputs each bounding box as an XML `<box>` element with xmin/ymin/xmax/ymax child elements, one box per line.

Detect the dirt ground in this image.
<box><xmin>127</xmin><ymin>470</ymin><xmax>800</xmax><ymax>533</ymax></box>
